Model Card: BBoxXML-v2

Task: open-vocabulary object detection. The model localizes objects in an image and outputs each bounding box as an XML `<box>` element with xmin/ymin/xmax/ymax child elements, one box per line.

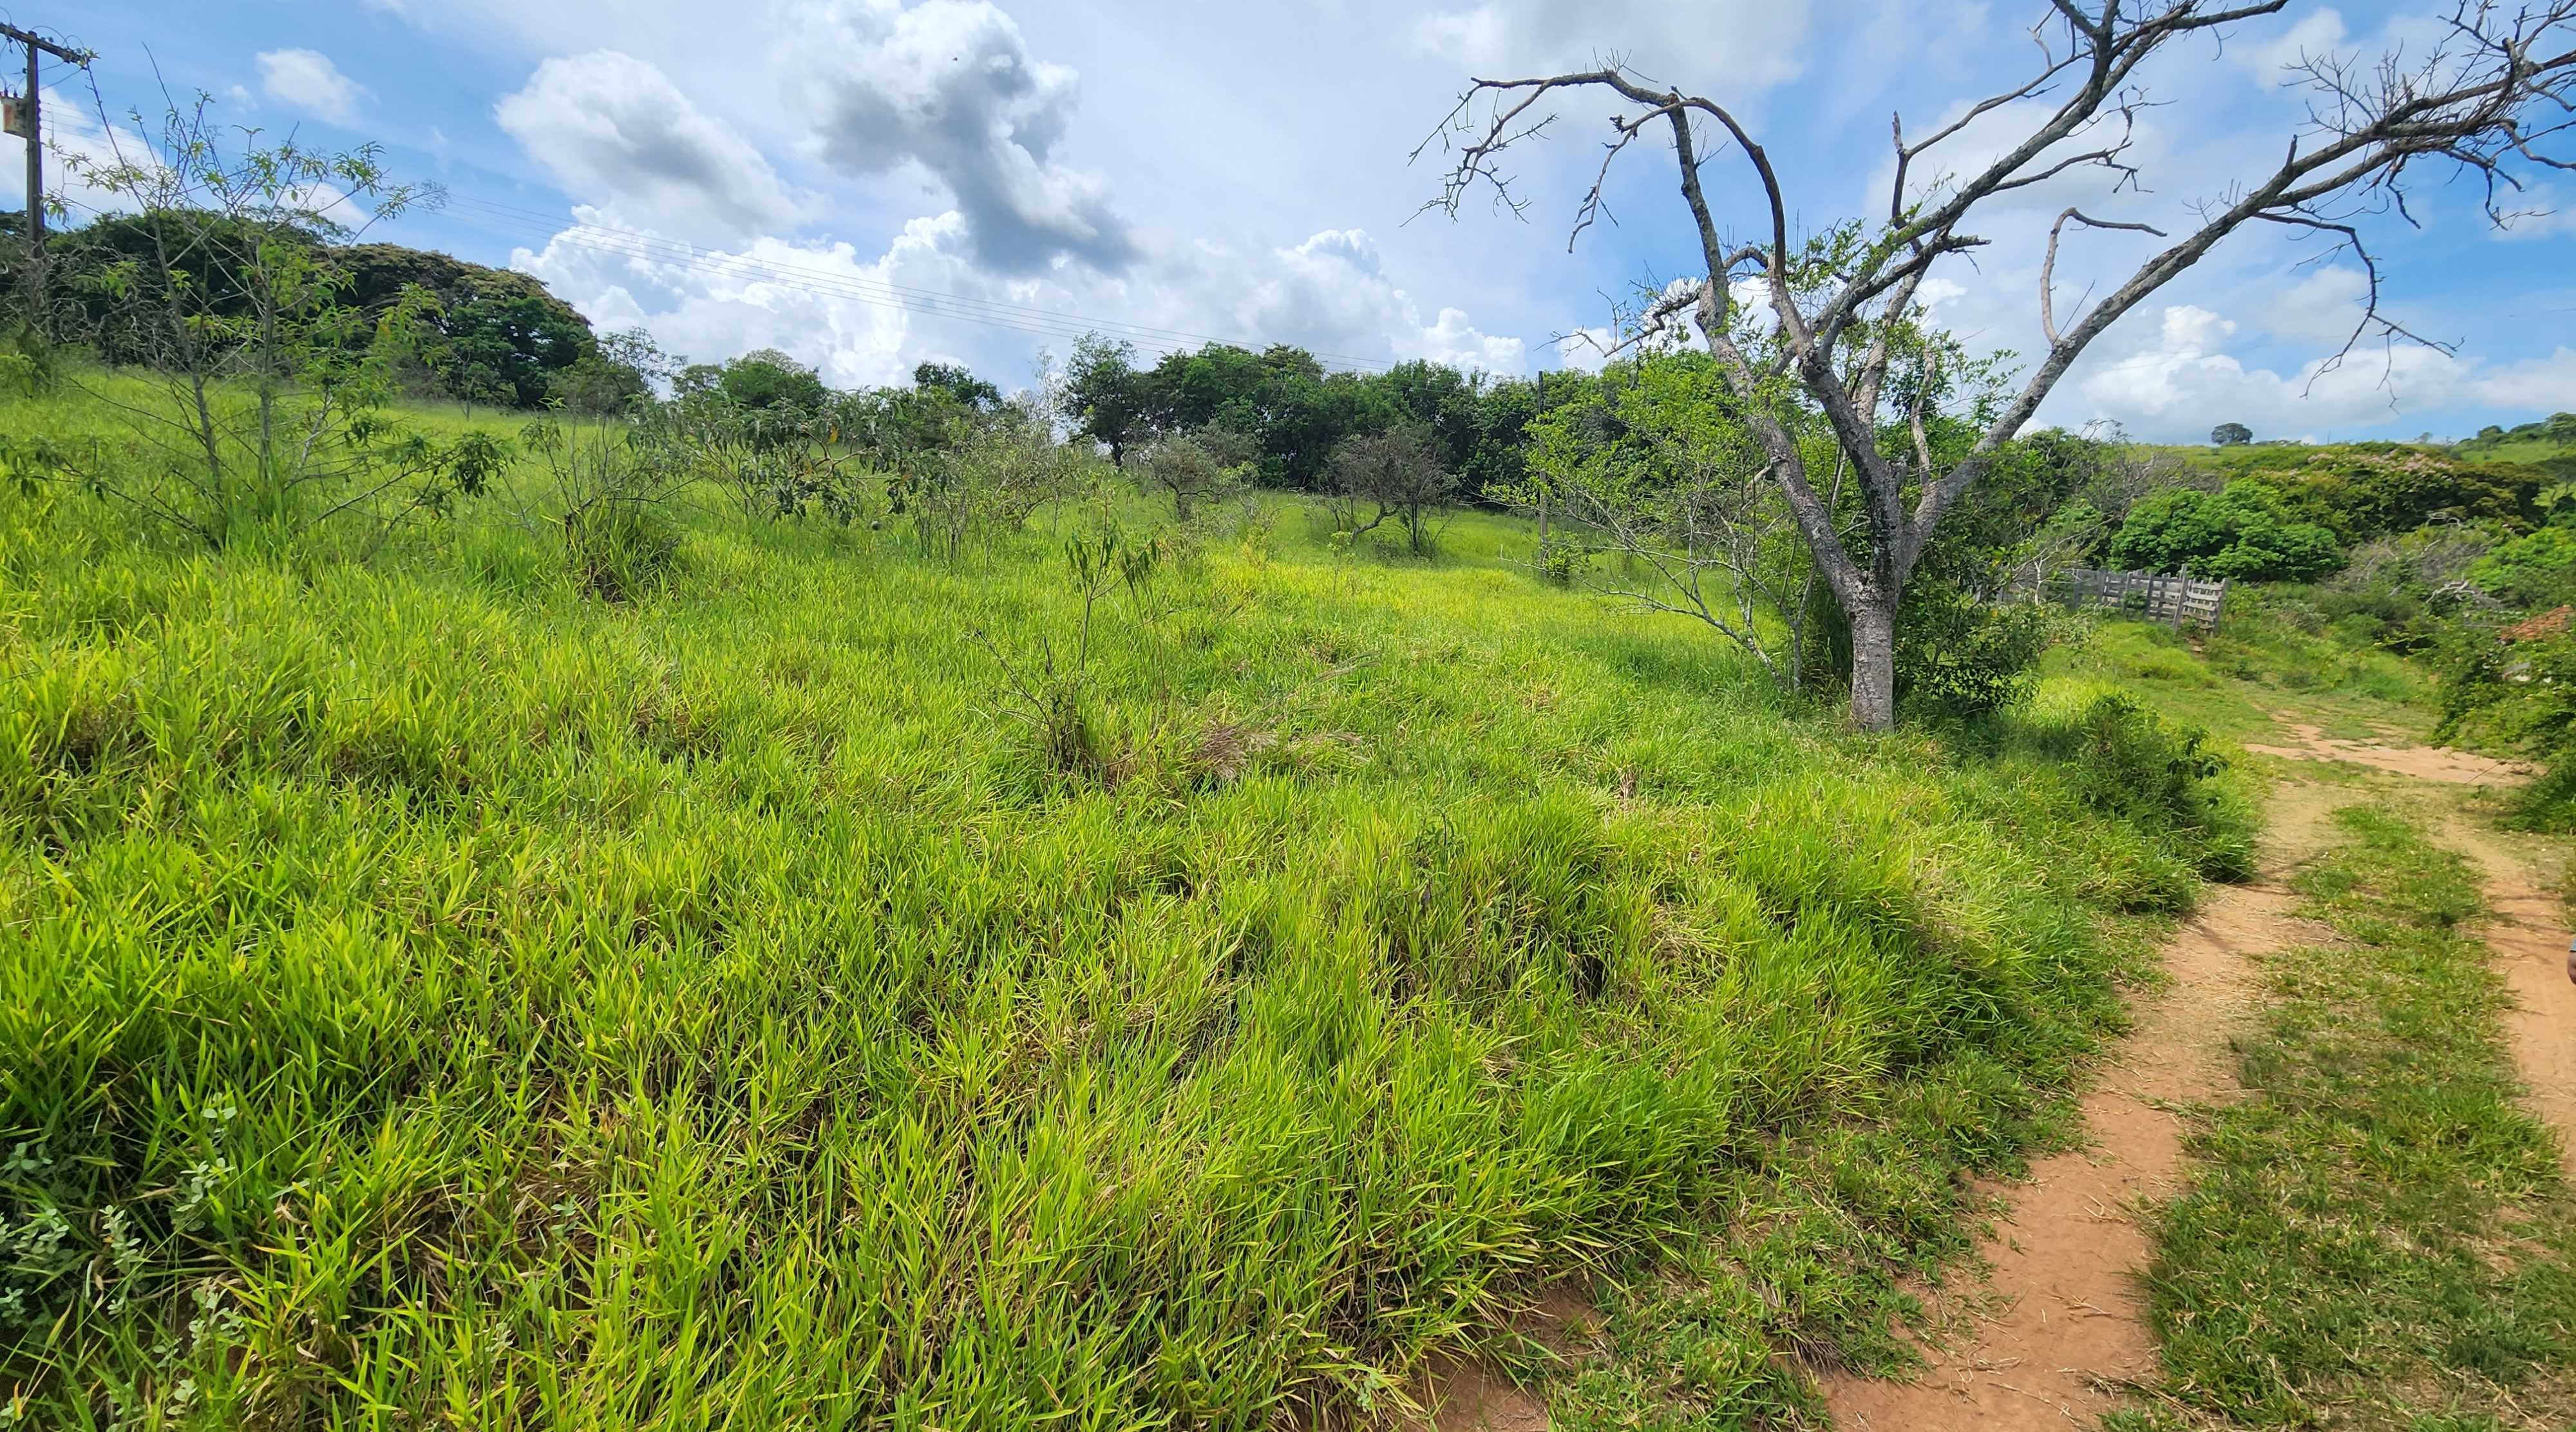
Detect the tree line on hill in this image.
<box><xmin>8</xmin><ymin>210</ymin><xmax>621</xmax><ymax>411</ymax></box>
<box><xmin>15</xmin><ymin>197</ymin><xmax>2570</xmax><ymax>690</ymax></box>
<box><xmin>15</xmin><ymin>200</ymin><xmax>2564</xmax><ymax>594</ymax></box>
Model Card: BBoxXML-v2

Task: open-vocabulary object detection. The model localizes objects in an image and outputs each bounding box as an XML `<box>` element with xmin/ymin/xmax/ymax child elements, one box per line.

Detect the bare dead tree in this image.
<box><xmin>1325</xmin><ymin>426</ymin><xmax>1459</xmax><ymax>555</ymax></box>
<box><xmin>1419</xmin><ymin>0</ymin><xmax>2576</xmax><ymax>729</ymax></box>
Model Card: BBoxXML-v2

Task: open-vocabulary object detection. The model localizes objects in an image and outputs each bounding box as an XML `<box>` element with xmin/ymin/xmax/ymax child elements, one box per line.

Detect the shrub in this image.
<box><xmin>1896</xmin><ymin>585</ymin><xmax>2052</xmax><ymax>720</ymax></box>
<box><xmin>518</xmin><ymin>418</ymin><xmax>685</xmax><ymax>601</ymax></box>
<box><xmin>898</xmin><ymin>421</ymin><xmax>1084</xmax><ymax>562</ymax></box>
<box><xmin>652</xmin><ymin>401</ymin><xmax>869</xmax><ymax>524</ymax></box>
<box><xmin>1325</xmin><ymin>426</ymin><xmax>1456</xmax><ymax>556</ymax></box>
<box><xmin>0</xmin><ymin>323</ymin><xmax>59</xmax><ymax>397</ymax></box>
<box><xmin>2060</xmin><ymin>694</ymin><xmax>2255</xmax><ymax>880</ymax></box>
<box><xmin>2468</xmin><ymin>526</ymin><xmax>2576</xmax><ymax>609</ymax></box>
<box><xmin>2108</xmin><ymin>479</ymin><xmax>2343</xmax><ymax>581</ymax></box>
<box><xmin>692</xmin><ymin>348</ymin><xmax>830</xmax><ymax>414</ymax></box>
<box><xmin>1133</xmin><ymin>429</ymin><xmax>1251</xmax><ymax>520</ymax></box>
<box><xmin>2435</xmin><ymin>626</ymin><xmax>2575</xmax><ymax>832</ymax></box>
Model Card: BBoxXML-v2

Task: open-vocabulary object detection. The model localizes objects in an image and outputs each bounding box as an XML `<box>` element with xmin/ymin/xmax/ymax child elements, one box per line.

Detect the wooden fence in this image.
<box><xmin>2029</xmin><ymin>568</ymin><xmax>2229</xmax><ymax>629</ymax></box>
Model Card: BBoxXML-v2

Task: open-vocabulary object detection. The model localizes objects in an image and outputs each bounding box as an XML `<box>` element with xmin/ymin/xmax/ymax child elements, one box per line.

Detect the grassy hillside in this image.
<box><xmin>0</xmin><ymin>384</ymin><xmax>2249</xmax><ymax>1428</ymax></box>
<box><xmin>2454</xmin><ymin>433</ymin><xmax>2576</xmax><ymax>466</ymax></box>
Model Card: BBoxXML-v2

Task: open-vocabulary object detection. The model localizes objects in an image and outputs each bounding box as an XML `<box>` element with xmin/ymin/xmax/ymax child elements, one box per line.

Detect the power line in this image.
<box><xmin>430</xmin><ymin>194</ymin><xmax>1395</xmax><ymax>376</ymax></box>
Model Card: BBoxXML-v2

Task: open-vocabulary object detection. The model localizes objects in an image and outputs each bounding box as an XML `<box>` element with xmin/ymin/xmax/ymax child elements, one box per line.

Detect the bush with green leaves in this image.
<box><xmin>516</xmin><ymin>417</ymin><xmax>686</xmax><ymax>601</ymax></box>
<box><xmin>649</xmin><ymin>399</ymin><xmax>869</xmax><ymax>525</ymax></box>
<box><xmin>2050</xmin><ymin>692</ymin><xmax>2255</xmax><ymax>881</ymax></box>
<box><xmin>2108</xmin><ymin>479</ymin><xmax>2344</xmax><ymax>581</ymax></box>
<box><xmin>1895</xmin><ymin>585</ymin><xmax>2054</xmax><ymax>720</ymax></box>
<box><xmin>2436</xmin><ymin>625</ymin><xmax>2575</xmax><ymax>832</ymax></box>
<box><xmin>1132</xmin><ymin>428</ymin><xmax>1253</xmax><ymax>520</ymax></box>
<box><xmin>677</xmin><ymin>348</ymin><xmax>830</xmax><ymax>415</ymax></box>
<box><xmin>546</xmin><ymin>328</ymin><xmax>674</xmax><ymax>417</ymax></box>
<box><xmin>2467</xmin><ymin>524</ymin><xmax>2576</xmax><ymax>609</ymax></box>
<box><xmin>897</xmin><ymin>416</ymin><xmax>1089</xmax><ymax>562</ymax></box>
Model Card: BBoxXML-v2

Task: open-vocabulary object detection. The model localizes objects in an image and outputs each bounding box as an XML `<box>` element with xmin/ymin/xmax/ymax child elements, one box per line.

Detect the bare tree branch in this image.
<box><xmin>2041</xmin><ymin>208</ymin><xmax>2169</xmax><ymax>343</ymax></box>
<box><xmin>1417</xmin><ymin>0</ymin><xmax>2576</xmax><ymax>728</ymax></box>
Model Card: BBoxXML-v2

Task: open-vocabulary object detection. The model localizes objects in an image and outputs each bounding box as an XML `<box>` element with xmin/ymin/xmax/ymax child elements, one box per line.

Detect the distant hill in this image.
<box><xmin>2454</xmin><ymin>412</ymin><xmax>2576</xmax><ymax>465</ymax></box>
<box><xmin>11</xmin><ymin>213</ymin><xmax>601</xmax><ymax>410</ymax></box>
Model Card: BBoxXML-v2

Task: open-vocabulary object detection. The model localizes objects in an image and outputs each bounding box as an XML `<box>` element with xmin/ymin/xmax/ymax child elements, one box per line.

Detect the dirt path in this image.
<box><xmin>2246</xmin><ymin>709</ymin><xmax>2573</xmax><ymax>1173</ymax></box>
<box><xmin>2243</xmin><ymin>720</ymin><xmax>2534</xmax><ymax>786</ymax></box>
<box><xmin>2436</xmin><ymin>817</ymin><xmax>2576</xmax><ymax>1180</ymax></box>
<box><xmin>1415</xmin><ymin>739</ymin><xmax>2572</xmax><ymax>1432</ymax></box>
<box><xmin>1820</xmin><ymin>779</ymin><xmax>2340</xmax><ymax>1432</ymax></box>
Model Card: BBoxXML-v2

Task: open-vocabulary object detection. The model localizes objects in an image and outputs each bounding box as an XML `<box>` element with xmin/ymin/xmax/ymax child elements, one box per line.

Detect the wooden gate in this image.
<box><xmin>2038</xmin><ymin>568</ymin><xmax>2229</xmax><ymax>629</ymax></box>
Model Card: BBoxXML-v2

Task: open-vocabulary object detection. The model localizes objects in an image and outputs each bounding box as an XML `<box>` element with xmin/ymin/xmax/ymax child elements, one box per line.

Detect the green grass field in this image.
<box><xmin>1</xmin><ymin>380</ymin><xmax>2256</xmax><ymax>1428</ymax></box>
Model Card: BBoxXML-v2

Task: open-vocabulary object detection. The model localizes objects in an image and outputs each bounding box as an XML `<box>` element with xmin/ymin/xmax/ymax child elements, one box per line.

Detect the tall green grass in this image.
<box><xmin>2</xmin><ymin>384</ymin><xmax>2244</xmax><ymax>1428</ymax></box>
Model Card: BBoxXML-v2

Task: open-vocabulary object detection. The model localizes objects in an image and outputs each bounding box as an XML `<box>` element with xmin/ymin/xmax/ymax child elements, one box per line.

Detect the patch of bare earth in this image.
<box><xmin>1402</xmin><ymin>1288</ymin><xmax>1598</xmax><ymax>1432</ymax></box>
<box><xmin>2243</xmin><ymin>721</ymin><xmax>2534</xmax><ymax>786</ymax></box>
<box><xmin>1819</xmin><ymin>781</ymin><xmax>2338</xmax><ymax>1432</ymax></box>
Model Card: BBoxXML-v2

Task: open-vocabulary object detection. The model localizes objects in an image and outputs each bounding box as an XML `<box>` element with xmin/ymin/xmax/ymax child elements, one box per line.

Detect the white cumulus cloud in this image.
<box><xmin>257</xmin><ymin>49</ymin><xmax>368</xmax><ymax>124</ymax></box>
<box><xmin>2076</xmin><ymin>301</ymin><xmax>2576</xmax><ymax>439</ymax></box>
<box><xmin>497</xmin><ymin>51</ymin><xmax>810</xmax><ymax>244</ymax></box>
<box><xmin>788</xmin><ymin>0</ymin><xmax>1135</xmax><ymax>275</ymax></box>
<box><xmin>1413</xmin><ymin>0</ymin><xmax>1808</xmax><ymax>90</ymax></box>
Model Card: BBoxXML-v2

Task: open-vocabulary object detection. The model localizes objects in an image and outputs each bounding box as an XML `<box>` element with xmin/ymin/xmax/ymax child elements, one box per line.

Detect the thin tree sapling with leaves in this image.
<box><xmin>1133</xmin><ymin>428</ymin><xmax>1253</xmax><ymax>521</ymax></box>
<box><xmin>1504</xmin><ymin>354</ymin><xmax>1840</xmax><ymax>688</ymax></box>
<box><xmin>50</xmin><ymin>96</ymin><xmax>499</xmax><ymax>549</ymax></box>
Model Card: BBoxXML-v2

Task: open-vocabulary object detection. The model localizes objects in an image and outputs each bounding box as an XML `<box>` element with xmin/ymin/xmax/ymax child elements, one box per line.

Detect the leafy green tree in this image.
<box><xmin>715</xmin><ymin>348</ymin><xmax>829</xmax><ymax>413</ymax></box>
<box><xmin>435</xmin><ymin>287</ymin><xmax>593</xmax><ymax>408</ymax></box>
<box><xmin>2211</xmin><ymin>422</ymin><xmax>2252</xmax><ymax>446</ymax></box>
<box><xmin>1063</xmin><ymin>334</ymin><xmax>1153</xmax><ymax>464</ymax></box>
<box><xmin>2108</xmin><ymin>480</ymin><xmax>2344</xmax><ymax>581</ymax></box>
<box><xmin>913</xmin><ymin>361</ymin><xmax>1001</xmax><ymax>412</ymax></box>
<box><xmin>549</xmin><ymin>327</ymin><xmax>675</xmax><ymax>415</ymax></box>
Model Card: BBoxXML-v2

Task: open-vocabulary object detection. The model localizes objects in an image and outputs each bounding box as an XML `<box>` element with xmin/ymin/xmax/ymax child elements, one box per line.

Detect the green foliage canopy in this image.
<box><xmin>2109</xmin><ymin>480</ymin><xmax>2345</xmax><ymax>580</ymax></box>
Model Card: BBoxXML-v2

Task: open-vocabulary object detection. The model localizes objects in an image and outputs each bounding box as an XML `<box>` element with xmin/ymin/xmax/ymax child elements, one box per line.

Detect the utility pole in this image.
<box><xmin>1</xmin><ymin>22</ymin><xmax>95</xmax><ymax>330</ymax></box>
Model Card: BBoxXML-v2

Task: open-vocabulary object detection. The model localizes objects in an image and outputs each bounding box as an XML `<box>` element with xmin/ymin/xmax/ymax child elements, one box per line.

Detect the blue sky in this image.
<box><xmin>13</xmin><ymin>0</ymin><xmax>2574</xmax><ymax>441</ymax></box>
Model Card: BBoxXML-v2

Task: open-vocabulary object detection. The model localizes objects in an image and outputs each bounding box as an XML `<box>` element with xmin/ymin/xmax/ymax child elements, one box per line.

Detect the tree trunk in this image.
<box><xmin>1848</xmin><ymin>593</ymin><xmax>1897</xmax><ymax>732</ymax></box>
